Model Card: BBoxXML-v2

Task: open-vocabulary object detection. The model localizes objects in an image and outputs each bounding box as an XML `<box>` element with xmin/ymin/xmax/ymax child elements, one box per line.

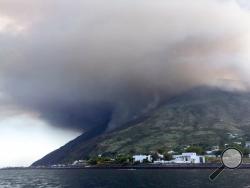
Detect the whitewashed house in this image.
<box><xmin>167</xmin><ymin>150</ymin><xmax>175</xmax><ymax>154</ymax></box>
<box><xmin>133</xmin><ymin>155</ymin><xmax>152</xmax><ymax>163</ymax></box>
<box><xmin>205</xmin><ymin>150</ymin><xmax>213</xmax><ymax>155</ymax></box>
<box><xmin>72</xmin><ymin>160</ymin><xmax>87</xmax><ymax>166</ymax></box>
<box><xmin>211</xmin><ymin>146</ymin><xmax>220</xmax><ymax>151</ymax></box>
<box><xmin>153</xmin><ymin>160</ymin><xmax>171</xmax><ymax>164</ymax></box>
<box><xmin>206</xmin><ymin>146</ymin><xmax>220</xmax><ymax>155</ymax></box>
<box><xmin>157</xmin><ymin>153</ymin><xmax>164</xmax><ymax>159</ymax></box>
<box><xmin>172</xmin><ymin>153</ymin><xmax>205</xmax><ymax>164</ymax></box>
<box><xmin>152</xmin><ymin>153</ymin><xmax>167</xmax><ymax>164</ymax></box>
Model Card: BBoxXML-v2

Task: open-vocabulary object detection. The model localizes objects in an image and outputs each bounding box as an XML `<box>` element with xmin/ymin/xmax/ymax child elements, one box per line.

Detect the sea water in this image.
<box><xmin>0</xmin><ymin>169</ymin><xmax>249</xmax><ymax>188</ymax></box>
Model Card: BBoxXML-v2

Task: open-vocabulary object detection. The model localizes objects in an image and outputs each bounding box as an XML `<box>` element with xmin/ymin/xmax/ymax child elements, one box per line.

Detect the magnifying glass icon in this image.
<box><xmin>209</xmin><ymin>147</ymin><xmax>242</xmax><ymax>181</ymax></box>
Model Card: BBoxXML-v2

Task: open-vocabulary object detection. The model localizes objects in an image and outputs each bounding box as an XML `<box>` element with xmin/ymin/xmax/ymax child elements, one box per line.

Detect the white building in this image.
<box><xmin>72</xmin><ymin>160</ymin><xmax>87</xmax><ymax>166</ymax></box>
<box><xmin>157</xmin><ymin>153</ymin><xmax>164</xmax><ymax>159</ymax></box>
<box><xmin>167</xmin><ymin>150</ymin><xmax>175</xmax><ymax>154</ymax></box>
<box><xmin>154</xmin><ymin>160</ymin><xmax>171</xmax><ymax>164</ymax></box>
<box><xmin>133</xmin><ymin>155</ymin><xmax>152</xmax><ymax>163</ymax></box>
<box><xmin>206</xmin><ymin>146</ymin><xmax>220</xmax><ymax>155</ymax></box>
<box><xmin>206</xmin><ymin>150</ymin><xmax>213</xmax><ymax>155</ymax></box>
<box><xmin>211</xmin><ymin>146</ymin><xmax>219</xmax><ymax>151</ymax></box>
<box><xmin>172</xmin><ymin>153</ymin><xmax>205</xmax><ymax>164</ymax></box>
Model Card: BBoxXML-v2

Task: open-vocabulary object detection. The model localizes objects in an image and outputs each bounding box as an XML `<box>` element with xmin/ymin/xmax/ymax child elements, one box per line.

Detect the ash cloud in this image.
<box><xmin>0</xmin><ymin>0</ymin><xmax>250</xmax><ymax>132</ymax></box>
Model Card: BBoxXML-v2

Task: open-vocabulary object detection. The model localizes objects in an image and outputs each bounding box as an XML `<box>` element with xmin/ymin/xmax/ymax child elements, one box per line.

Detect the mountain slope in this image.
<box><xmin>32</xmin><ymin>87</ymin><xmax>250</xmax><ymax>166</ymax></box>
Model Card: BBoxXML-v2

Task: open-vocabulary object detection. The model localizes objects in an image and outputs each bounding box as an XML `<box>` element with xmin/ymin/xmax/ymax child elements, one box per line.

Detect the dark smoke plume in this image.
<box><xmin>0</xmin><ymin>0</ymin><xmax>249</xmax><ymax>132</ymax></box>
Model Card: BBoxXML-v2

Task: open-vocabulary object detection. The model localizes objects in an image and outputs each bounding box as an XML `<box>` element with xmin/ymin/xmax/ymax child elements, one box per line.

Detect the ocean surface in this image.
<box><xmin>0</xmin><ymin>169</ymin><xmax>250</xmax><ymax>188</ymax></box>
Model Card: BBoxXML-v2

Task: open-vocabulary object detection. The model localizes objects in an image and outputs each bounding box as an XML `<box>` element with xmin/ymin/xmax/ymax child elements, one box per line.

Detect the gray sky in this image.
<box><xmin>0</xmin><ymin>0</ymin><xmax>250</xmax><ymax>167</ymax></box>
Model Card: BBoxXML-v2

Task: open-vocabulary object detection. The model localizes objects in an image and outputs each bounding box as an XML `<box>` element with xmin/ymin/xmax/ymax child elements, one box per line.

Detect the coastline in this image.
<box><xmin>2</xmin><ymin>163</ymin><xmax>250</xmax><ymax>170</ymax></box>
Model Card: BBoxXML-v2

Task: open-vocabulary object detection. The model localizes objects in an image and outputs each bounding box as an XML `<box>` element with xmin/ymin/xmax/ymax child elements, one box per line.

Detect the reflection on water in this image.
<box><xmin>0</xmin><ymin>169</ymin><xmax>250</xmax><ymax>188</ymax></box>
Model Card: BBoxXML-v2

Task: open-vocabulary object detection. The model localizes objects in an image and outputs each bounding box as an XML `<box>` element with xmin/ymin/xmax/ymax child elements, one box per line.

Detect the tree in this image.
<box><xmin>88</xmin><ymin>157</ymin><xmax>98</xmax><ymax>165</ymax></box>
<box><xmin>115</xmin><ymin>154</ymin><xmax>131</xmax><ymax>164</ymax></box>
<box><xmin>173</xmin><ymin>146</ymin><xmax>185</xmax><ymax>154</ymax></box>
<box><xmin>151</xmin><ymin>152</ymin><xmax>160</xmax><ymax>161</ymax></box>
<box><xmin>157</xmin><ymin>148</ymin><xmax>165</xmax><ymax>154</ymax></box>
<box><xmin>242</xmin><ymin>148</ymin><xmax>250</xmax><ymax>157</ymax></box>
<box><xmin>185</xmin><ymin>146</ymin><xmax>205</xmax><ymax>155</ymax></box>
<box><xmin>163</xmin><ymin>153</ymin><xmax>173</xmax><ymax>161</ymax></box>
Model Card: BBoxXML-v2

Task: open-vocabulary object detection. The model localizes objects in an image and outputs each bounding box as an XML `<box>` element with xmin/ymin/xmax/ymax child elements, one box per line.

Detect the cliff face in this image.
<box><xmin>32</xmin><ymin>87</ymin><xmax>250</xmax><ymax>166</ymax></box>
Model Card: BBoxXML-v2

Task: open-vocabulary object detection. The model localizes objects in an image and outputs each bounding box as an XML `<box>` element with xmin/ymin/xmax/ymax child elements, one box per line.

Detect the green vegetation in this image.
<box><xmin>163</xmin><ymin>153</ymin><xmax>173</xmax><ymax>161</ymax></box>
<box><xmin>91</xmin><ymin>91</ymin><xmax>250</xmax><ymax>156</ymax></box>
<box><xmin>115</xmin><ymin>154</ymin><xmax>132</xmax><ymax>164</ymax></box>
<box><xmin>185</xmin><ymin>146</ymin><xmax>205</xmax><ymax>155</ymax></box>
<box><xmin>87</xmin><ymin>156</ymin><xmax>113</xmax><ymax>165</ymax></box>
<box><xmin>87</xmin><ymin>154</ymin><xmax>133</xmax><ymax>165</ymax></box>
<box><xmin>33</xmin><ymin>88</ymin><xmax>250</xmax><ymax>166</ymax></box>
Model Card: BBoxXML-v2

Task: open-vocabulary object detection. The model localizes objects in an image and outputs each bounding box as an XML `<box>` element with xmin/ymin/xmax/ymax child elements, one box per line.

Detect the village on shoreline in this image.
<box><xmin>3</xmin><ymin>133</ymin><xmax>250</xmax><ymax>170</ymax></box>
<box><xmin>29</xmin><ymin>137</ymin><xmax>250</xmax><ymax>169</ymax></box>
